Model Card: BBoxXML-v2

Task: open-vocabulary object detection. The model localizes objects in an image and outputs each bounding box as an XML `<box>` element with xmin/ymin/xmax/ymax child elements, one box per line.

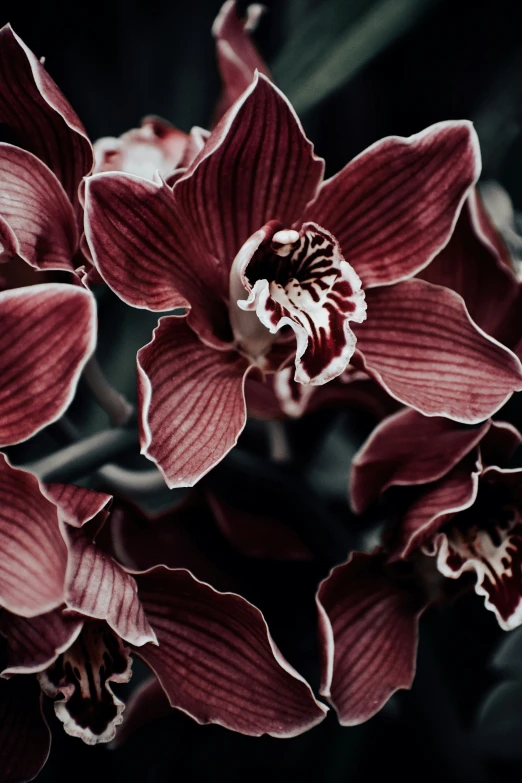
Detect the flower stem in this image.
<box><xmin>82</xmin><ymin>356</ymin><xmax>134</xmax><ymax>426</ymax></box>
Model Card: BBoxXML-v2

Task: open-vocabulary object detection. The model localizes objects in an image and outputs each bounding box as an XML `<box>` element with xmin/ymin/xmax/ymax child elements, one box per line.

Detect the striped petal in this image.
<box><xmin>134</xmin><ymin>566</ymin><xmax>327</xmax><ymax>737</ymax></box>
<box><xmin>0</xmin><ymin>25</ymin><xmax>92</xmax><ymax>210</ymax></box>
<box><xmin>212</xmin><ymin>1</ymin><xmax>270</xmax><ymax>119</ymax></box>
<box><xmin>137</xmin><ymin>316</ymin><xmax>251</xmax><ymax>488</ymax></box>
<box><xmin>0</xmin><ymin>455</ymin><xmax>67</xmax><ymax>617</ymax></box>
<box><xmin>317</xmin><ymin>551</ymin><xmax>426</xmax><ymax>725</ymax></box>
<box><xmin>0</xmin><ymin>607</ymin><xmax>82</xmax><ymax>675</ymax></box>
<box><xmin>389</xmin><ymin>453</ymin><xmax>482</xmax><ymax>560</ymax></box>
<box><xmin>43</xmin><ymin>483</ymin><xmax>112</xmax><ymax>529</ymax></box>
<box><xmin>0</xmin><ymin>284</ymin><xmax>96</xmax><ymax>446</ymax></box>
<box><xmin>354</xmin><ymin>279</ymin><xmax>522</xmax><ymax>423</ymax></box>
<box><xmin>350</xmin><ymin>408</ymin><xmax>491</xmax><ymax>513</ymax></box>
<box><xmin>174</xmin><ymin>73</ymin><xmax>324</xmax><ymax>264</ymax></box>
<box><xmin>64</xmin><ymin>533</ymin><xmax>157</xmax><ymax>646</ymax></box>
<box><xmin>0</xmin><ymin>144</ymin><xmax>77</xmax><ymax>271</ymax></box>
<box><xmin>84</xmin><ymin>173</ymin><xmax>230</xmax><ymax>347</ymax></box>
<box><xmin>304</xmin><ymin>121</ymin><xmax>480</xmax><ymax>287</ymax></box>
<box><xmin>0</xmin><ymin>676</ymin><xmax>50</xmax><ymax>783</ymax></box>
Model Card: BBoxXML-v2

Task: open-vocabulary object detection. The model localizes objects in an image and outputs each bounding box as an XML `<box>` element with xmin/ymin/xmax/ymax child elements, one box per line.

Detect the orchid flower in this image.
<box><xmin>317</xmin><ymin>411</ymin><xmax>522</xmax><ymax>726</ymax></box>
<box><xmin>85</xmin><ymin>71</ymin><xmax>522</xmax><ymax>488</ymax></box>
<box><xmin>0</xmin><ymin>454</ymin><xmax>326</xmax><ymax>781</ymax></box>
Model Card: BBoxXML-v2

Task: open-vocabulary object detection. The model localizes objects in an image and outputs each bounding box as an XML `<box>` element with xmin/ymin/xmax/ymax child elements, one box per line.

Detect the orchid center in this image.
<box><xmin>230</xmin><ymin>221</ymin><xmax>367</xmax><ymax>385</ymax></box>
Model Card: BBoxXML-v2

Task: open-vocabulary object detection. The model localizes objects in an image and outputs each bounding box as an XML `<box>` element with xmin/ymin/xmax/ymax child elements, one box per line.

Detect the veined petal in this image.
<box><xmin>0</xmin><ymin>676</ymin><xmax>50</xmax><ymax>783</ymax></box>
<box><xmin>84</xmin><ymin>173</ymin><xmax>230</xmax><ymax>346</ymax></box>
<box><xmin>317</xmin><ymin>551</ymin><xmax>425</xmax><ymax>725</ymax></box>
<box><xmin>0</xmin><ymin>284</ymin><xmax>97</xmax><ymax>446</ymax></box>
<box><xmin>419</xmin><ymin>190</ymin><xmax>520</xmax><ymax>343</ymax></box>
<box><xmin>0</xmin><ymin>455</ymin><xmax>67</xmax><ymax>617</ymax></box>
<box><xmin>213</xmin><ymin>1</ymin><xmax>270</xmax><ymax>119</ymax></box>
<box><xmin>390</xmin><ymin>453</ymin><xmax>482</xmax><ymax>560</ymax></box>
<box><xmin>0</xmin><ymin>607</ymin><xmax>82</xmax><ymax>675</ymax></box>
<box><xmin>134</xmin><ymin>566</ymin><xmax>327</xmax><ymax>737</ymax></box>
<box><xmin>0</xmin><ymin>25</ymin><xmax>92</xmax><ymax>209</ymax></box>
<box><xmin>355</xmin><ymin>279</ymin><xmax>522</xmax><ymax>423</ymax></box>
<box><xmin>175</xmin><ymin>73</ymin><xmax>324</xmax><ymax>265</ymax></box>
<box><xmin>43</xmin><ymin>483</ymin><xmax>112</xmax><ymax>529</ymax></box>
<box><xmin>350</xmin><ymin>408</ymin><xmax>491</xmax><ymax>513</ymax></box>
<box><xmin>64</xmin><ymin>533</ymin><xmax>157</xmax><ymax>646</ymax></box>
<box><xmin>0</xmin><ymin>144</ymin><xmax>77</xmax><ymax>271</ymax></box>
<box><xmin>137</xmin><ymin>316</ymin><xmax>252</xmax><ymax>488</ymax></box>
<box><xmin>304</xmin><ymin>121</ymin><xmax>480</xmax><ymax>287</ymax></box>
<box><xmin>435</xmin><ymin>467</ymin><xmax>522</xmax><ymax>630</ymax></box>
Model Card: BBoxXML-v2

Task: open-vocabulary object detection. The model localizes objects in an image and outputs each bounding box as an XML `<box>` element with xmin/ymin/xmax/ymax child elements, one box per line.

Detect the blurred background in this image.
<box><xmin>3</xmin><ymin>0</ymin><xmax>522</xmax><ymax>780</ymax></box>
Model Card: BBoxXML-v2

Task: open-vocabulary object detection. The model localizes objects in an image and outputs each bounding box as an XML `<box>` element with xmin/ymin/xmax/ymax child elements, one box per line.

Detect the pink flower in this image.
<box><xmin>85</xmin><ymin>73</ymin><xmax>522</xmax><ymax>488</ymax></box>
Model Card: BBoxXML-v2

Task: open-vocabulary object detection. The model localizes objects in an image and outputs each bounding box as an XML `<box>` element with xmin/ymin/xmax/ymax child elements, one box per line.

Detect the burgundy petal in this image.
<box><xmin>389</xmin><ymin>453</ymin><xmax>482</xmax><ymax>560</ymax></box>
<box><xmin>137</xmin><ymin>315</ymin><xmax>252</xmax><ymax>488</ymax></box>
<box><xmin>0</xmin><ymin>455</ymin><xmax>67</xmax><ymax>617</ymax></box>
<box><xmin>419</xmin><ymin>190</ymin><xmax>520</xmax><ymax>342</ymax></box>
<box><xmin>84</xmin><ymin>172</ymin><xmax>230</xmax><ymax>347</ymax></box>
<box><xmin>212</xmin><ymin>0</ymin><xmax>270</xmax><ymax>119</ymax></box>
<box><xmin>0</xmin><ymin>607</ymin><xmax>82</xmax><ymax>675</ymax></box>
<box><xmin>175</xmin><ymin>73</ymin><xmax>324</xmax><ymax>265</ymax></box>
<box><xmin>135</xmin><ymin>567</ymin><xmax>327</xmax><ymax>736</ymax></box>
<box><xmin>0</xmin><ymin>676</ymin><xmax>50</xmax><ymax>783</ymax></box>
<box><xmin>0</xmin><ymin>144</ymin><xmax>77</xmax><ymax>271</ymax></box>
<box><xmin>317</xmin><ymin>551</ymin><xmax>426</xmax><ymax>725</ymax></box>
<box><xmin>350</xmin><ymin>408</ymin><xmax>491</xmax><ymax>513</ymax></box>
<box><xmin>435</xmin><ymin>466</ymin><xmax>522</xmax><ymax>630</ymax></box>
<box><xmin>0</xmin><ymin>25</ymin><xmax>92</xmax><ymax>209</ymax></box>
<box><xmin>64</xmin><ymin>533</ymin><xmax>156</xmax><ymax>646</ymax></box>
<box><xmin>355</xmin><ymin>278</ymin><xmax>522</xmax><ymax>423</ymax></box>
<box><xmin>43</xmin><ymin>483</ymin><xmax>112</xmax><ymax>528</ymax></box>
<box><xmin>0</xmin><ymin>283</ymin><xmax>96</xmax><ymax>446</ymax></box>
<box><xmin>111</xmin><ymin>677</ymin><xmax>171</xmax><ymax>747</ymax></box>
<box><xmin>480</xmin><ymin>420</ymin><xmax>522</xmax><ymax>467</ymax></box>
<box><xmin>304</xmin><ymin>121</ymin><xmax>479</xmax><ymax>287</ymax></box>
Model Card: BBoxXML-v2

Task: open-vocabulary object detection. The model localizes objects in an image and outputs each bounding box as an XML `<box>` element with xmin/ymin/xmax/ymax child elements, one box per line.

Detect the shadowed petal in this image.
<box><xmin>480</xmin><ymin>421</ymin><xmax>522</xmax><ymax>466</ymax></box>
<box><xmin>43</xmin><ymin>484</ymin><xmax>112</xmax><ymax>528</ymax></box>
<box><xmin>175</xmin><ymin>73</ymin><xmax>324</xmax><ymax>264</ymax></box>
<box><xmin>137</xmin><ymin>316</ymin><xmax>252</xmax><ymax>488</ymax></box>
<box><xmin>84</xmin><ymin>173</ymin><xmax>230</xmax><ymax>346</ymax></box>
<box><xmin>110</xmin><ymin>677</ymin><xmax>171</xmax><ymax>747</ymax></box>
<box><xmin>390</xmin><ymin>452</ymin><xmax>482</xmax><ymax>560</ymax></box>
<box><xmin>213</xmin><ymin>1</ymin><xmax>270</xmax><ymax>119</ymax></box>
<box><xmin>134</xmin><ymin>566</ymin><xmax>327</xmax><ymax>737</ymax></box>
<box><xmin>0</xmin><ymin>144</ymin><xmax>77</xmax><ymax>271</ymax></box>
<box><xmin>0</xmin><ymin>608</ymin><xmax>82</xmax><ymax>674</ymax></box>
<box><xmin>0</xmin><ymin>25</ymin><xmax>92</xmax><ymax>209</ymax></box>
<box><xmin>0</xmin><ymin>676</ymin><xmax>50</xmax><ymax>783</ymax></box>
<box><xmin>304</xmin><ymin>121</ymin><xmax>480</xmax><ymax>287</ymax></box>
<box><xmin>0</xmin><ymin>283</ymin><xmax>97</xmax><ymax>446</ymax></box>
<box><xmin>64</xmin><ymin>533</ymin><xmax>157</xmax><ymax>646</ymax></box>
<box><xmin>350</xmin><ymin>408</ymin><xmax>490</xmax><ymax>513</ymax></box>
<box><xmin>317</xmin><ymin>551</ymin><xmax>426</xmax><ymax>725</ymax></box>
<box><xmin>0</xmin><ymin>455</ymin><xmax>67</xmax><ymax>617</ymax></box>
<box><xmin>355</xmin><ymin>279</ymin><xmax>522</xmax><ymax>423</ymax></box>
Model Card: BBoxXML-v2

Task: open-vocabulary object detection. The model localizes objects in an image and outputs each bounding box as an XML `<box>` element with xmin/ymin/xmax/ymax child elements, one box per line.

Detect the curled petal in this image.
<box><xmin>0</xmin><ymin>144</ymin><xmax>77</xmax><ymax>271</ymax></box>
<box><xmin>350</xmin><ymin>408</ymin><xmax>491</xmax><ymax>513</ymax></box>
<box><xmin>390</xmin><ymin>453</ymin><xmax>482</xmax><ymax>560</ymax></box>
<box><xmin>137</xmin><ymin>316</ymin><xmax>252</xmax><ymax>488</ymax></box>
<box><xmin>0</xmin><ymin>25</ymin><xmax>92</xmax><ymax>208</ymax></box>
<box><xmin>43</xmin><ymin>483</ymin><xmax>112</xmax><ymax>529</ymax></box>
<box><xmin>304</xmin><ymin>120</ymin><xmax>480</xmax><ymax>287</ymax></box>
<box><xmin>317</xmin><ymin>551</ymin><xmax>426</xmax><ymax>725</ymax></box>
<box><xmin>0</xmin><ymin>455</ymin><xmax>67</xmax><ymax>617</ymax></box>
<box><xmin>355</xmin><ymin>279</ymin><xmax>522</xmax><ymax>423</ymax></box>
<box><xmin>213</xmin><ymin>0</ymin><xmax>270</xmax><ymax>119</ymax></box>
<box><xmin>135</xmin><ymin>567</ymin><xmax>327</xmax><ymax>737</ymax></box>
<box><xmin>0</xmin><ymin>283</ymin><xmax>97</xmax><ymax>446</ymax></box>
<box><xmin>64</xmin><ymin>534</ymin><xmax>157</xmax><ymax>646</ymax></box>
<box><xmin>0</xmin><ymin>607</ymin><xmax>82</xmax><ymax>675</ymax></box>
<box><xmin>175</xmin><ymin>73</ymin><xmax>324</xmax><ymax>264</ymax></box>
<box><xmin>0</xmin><ymin>676</ymin><xmax>50</xmax><ymax>783</ymax></box>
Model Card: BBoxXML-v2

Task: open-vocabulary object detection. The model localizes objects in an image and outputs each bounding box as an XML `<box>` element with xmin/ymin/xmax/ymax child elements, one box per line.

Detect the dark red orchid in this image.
<box><xmin>0</xmin><ymin>454</ymin><xmax>326</xmax><ymax>781</ymax></box>
<box><xmin>317</xmin><ymin>410</ymin><xmax>522</xmax><ymax>726</ymax></box>
<box><xmin>84</xmin><ymin>71</ymin><xmax>522</xmax><ymax>487</ymax></box>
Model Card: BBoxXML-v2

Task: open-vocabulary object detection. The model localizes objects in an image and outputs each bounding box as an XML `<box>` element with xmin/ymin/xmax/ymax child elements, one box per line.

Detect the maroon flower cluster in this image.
<box><xmin>1</xmin><ymin>1</ymin><xmax>522</xmax><ymax>780</ymax></box>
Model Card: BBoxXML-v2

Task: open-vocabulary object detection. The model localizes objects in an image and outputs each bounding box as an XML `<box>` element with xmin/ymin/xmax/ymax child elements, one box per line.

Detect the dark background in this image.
<box><xmin>3</xmin><ymin>0</ymin><xmax>522</xmax><ymax>780</ymax></box>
